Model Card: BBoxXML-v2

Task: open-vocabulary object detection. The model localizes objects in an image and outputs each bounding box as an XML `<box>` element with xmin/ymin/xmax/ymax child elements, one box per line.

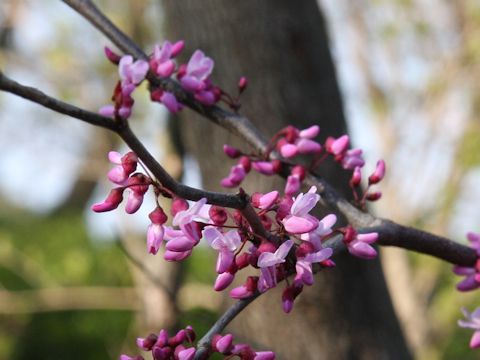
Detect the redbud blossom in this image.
<box><xmin>203</xmin><ymin>226</ymin><xmax>242</xmax><ymax>274</ymax></box>
<box><xmin>366</xmin><ymin>191</ymin><xmax>382</xmax><ymax>201</ymax></box>
<box><xmin>368</xmin><ymin>159</ymin><xmax>386</xmax><ymax>185</ymax></box>
<box><xmin>119</xmin><ymin>55</ymin><xmax>149</xmax><ymax>87</ymax></box>
<box><xmin>238</xmin><ymin>76</ymin><xmax>248</xmax><ymax>92</ymax></box>
<box><xmin>326</xmin><ymin>135</ymin><xmax>349</xmax><ymax>155</ymax></box>
<box><xmin>343</xmin><ymin>228</ymin><xmax>378</xmax><ymax>260</ymax></box>
<box><xmin>282</xmin><ymin>186</ymin><xmax>320</xmax><ymax>234</ymax></box>
<box><xmin>223</xmin><ymin>144</ymin><xmax>242</xmax><ymax>158</ymax></box>
<box><xmin>104</xmin><ymin>46</ymin><xmax>121</xmax><ymax>64</ymax></box>
<box><xmin>458</xmin><ymin>307</ymin><xmax>480</xmax><ymax>349</ymax></box>
<box><xmin>91</xmin><ymin>188</ymin><xmax>124</xmax><ymax>212</ymax></box>
<box><xmin>252</xmin><ymin>161</ymin><xmax>276</xmax><ymax>175</ymax></box>
<box><xmin>350</xmin><ymin>166</ymin><xmax>362</xmax><ymax>187</ymax></box>
<box><xmin>342</xmin><ymin>148</ymin><xmax>365</xmax><ymax>170</ymax></box>
<box><xmin>180</xmin><ymin>50</ymin><xmax>214</xmax><ymax>92</ymax></box>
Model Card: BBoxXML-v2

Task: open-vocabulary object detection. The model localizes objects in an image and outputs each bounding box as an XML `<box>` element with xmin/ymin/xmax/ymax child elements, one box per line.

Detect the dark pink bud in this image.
<box><xmin>276</xmin><ymin>196</ymin><xmax>294</xmax><ymax>221</ymax></box>
<box><xmin>149</xmin><ymin>207</ymin><xmax>168</xmax><ymax>225</ymax></box>
<box><xmin>223</xmin><ymin>144</ymin><xmax>242</xmax><ymax>158</ymax></box>
<box><xmin>171</xmin><ymin>40</ymin><xmax>185</xmax><ymax>57</ymax></box>
<box><xmin>169</xmin><ymin>329</ymin><xmax>186</xmax><ymax>347</ymax></box>
<box><xmin>214</xmin><ymin>272</ymin><xmax>235</xmax><ymax>291</ymax></box>
<box><xmin>104</xmin><ymin>46</ymin><xmax>121</xmax><ymax>64</ymax></box>
<box><xmin>366</xmin><ymin>191</ymin><xmax>382</xmax><ymax>201</ymax></box>
<box><xmin>284</xmin><ymin>125</ymin><xmax>299</xmax><ymax>143</ymax></box>
<box><xmin>320</xmin><ymin>259</ymin><xmax>336</xmax><ymax>268</ymax></box>
<box><xmin>136</xmin><ymin>333</ymin><xmax>158</xmax><ymax>350</ymax></box>
<box><xmin>209</xmin><ymin>206</ymin><xmax>228</xmax><ymax>225</ymax></box>
<box><xmin>239</xmin><ymin>156</ymin><xmax>251</xmax><ymax>172</ymax></box>
<box><xmin>350</xmin><ymin>166</ymin><xmax>362</xmax><ymax>187</ymax></box>
<box><xmin>257</xmin><ymin>241</ymin><xmax>277</xmax><ymax>256</ymax></box>
<box><xmin>150</xmin><ymin>88</ymin><xmax>164</xmax><ymax>102</ymax></box>
<box><xmin>342</xmin><ymin>226</ymin><xmax>357</xmax><ymax>244</ymax></box>
<box><xmin>245</xmin><ymin>276</ymin><xmax>259</xmax><ymax>292</ymax></box>
<box><xmin>214</xmin><ymin>334</ymin><xmax>234</xmax><ymax>353</ymax></box>
<box><xmin>156</xmin><ymin>329</ymin><xmax>169</xmax><ymax>347</ymax></box>
<box><xmin>238</xmin><ymin>76</ymin><xmax>248</xmax><ymax>93</ymax></box>
<box><xmin>285</xmin><ymin>175</ymin><xmax>300</xmax><ymax>196</ymax></box>
<box><xmin>153</xmin><ymin>346</ymin><xmax>172</xmax><ymax>360</ymax></box>
<box><xmin>329</xmin><ymin>135</ymin><xmax>349</xmax><ymax>155</ymax></box>
<box><xmin>235</xmin><ymin>253</ymin><xmax>250</xmax><ymax>269</ymax></box>
<box><xmin>368</xmin><ymin>159</ymin><xmax>386</xmax><ymax>185</ymax></box>
<box><xmin>291</xmin><ymin>165</ymin><xmax>306</xmax><ymax>180</ymax></box>
<box><xmin>177</xmin><ymin>64</ymin><xmax>187</xmax><ymax>79</ymax></box>
<box><xmin>172</xmin><ymin>197</ymin><xmax>189</xmax><ymax>216</ymax></box>
<box><xmin>91</xmin><ymin>188</ymin><xmax>124</xmax><ymax>212</ymax></box>
<box><xmin>271</xmin><ymin>159</ymin><xmax>282</xmax><ymax>174</ymax></box>
<box><xmin>252</xmin><ymin>161</ymin><xmax>275</xmax><ymax>175</ymax></box>
<box><xmin>177</xmin><ymin>347</ymin><xmax>196</xmax><ymax>360</ymax></box>
<box><xmin>185</xmin><ymin>325</ymin><xmax>196</xmax><ymax>342</ymax></box>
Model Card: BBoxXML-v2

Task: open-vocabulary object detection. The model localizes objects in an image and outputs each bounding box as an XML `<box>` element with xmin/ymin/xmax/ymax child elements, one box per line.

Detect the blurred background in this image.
<box><xmin>1</xmin><ymin>0</ymin><xmax>480</xmax><ymax>359</ymax></box>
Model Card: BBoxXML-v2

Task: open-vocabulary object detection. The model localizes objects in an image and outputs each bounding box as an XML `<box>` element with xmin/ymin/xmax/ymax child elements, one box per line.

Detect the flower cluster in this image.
<box><xmin>99</xmin><ymin>40</ymin><xmax>247</xmax><ymax>119</ymax></box>
<box><xmin>220</xmin><ymin>125</ymin><xmax>386</xmax><ymax>206</ymax></box>
<box><xmin>122</xmin><ymin>326</ymin><xmax>275</xmax><ymax>360</ymax></box>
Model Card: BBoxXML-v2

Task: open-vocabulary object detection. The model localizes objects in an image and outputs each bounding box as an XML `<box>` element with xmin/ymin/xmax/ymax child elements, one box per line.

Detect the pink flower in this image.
<box><xmin>282</xmin><ymin>186</ymin><xmax>320</xmax><ymax>234</ymax></box>
<box><xmin>221</xmin><ymin>164</ymin><xmax>247</xmax><ymax>188</ymax></box>
<box><xmin>257</xmin><ymin>240</ymin><xmax>293</xmax><ymax>292</ymax></box>
<box><xmin>453</xmin><ymin>265</ymin><xmax>480</xmax><ymax>292</ymax></box>
<box><xmin>342</xmin><ymin>148</ymin><xmax>365</xmax><ymax>170</ymax></box>
<box><xmin>251</xmin><ymin>161</ymin><xmax>277</xmax><ymax>175</ymax></box>
<box><xmin>343</xmin><ymin>228</ymin><xmax>378</xmax><ymax>259</ymax></box>
<box><xmin>146</xmin><ymin>207</ymin><xmax>168</xmax><ymax>255</ymax></box>
<box><xmin>177</xmin><ymin>347</ymin><xmax>196</xmax><ymax>360</ymax></box>
<box><xmin>180</xmin><ymin>50</ymin><xmax>214</xmax><ymax>92</ymax></box>
<box><xmin>119</xmin><ymin>55</ymin><xmax>149</xmax><ymax>87</ymax></box>
<box><xmin>230</xmin><ymin>276</ymin><xmax>258</xmax><ymax>299</ymax></box>
<box><xmin>150</xmin><ymin>88</ymin><xmax>182</xmax><ymax>113</ymax></box>
<box><xmin>300</xmin><ymin>214</ymin><xmax>336</xmax><ymax>250</ymax></box>
<box><xmin>326</xmin><ymin>135</ymin><xmax>349</xmax><ymax>155</ymax></box>
<box><xmin>368</xmin><ymin>159</ymin><xmax>386</xmax><ymax>185</ymax></box>
<box><xmin>203</xmin><ymin>226</ymin><xmax>242</xmax><ymax>274</ymax></box>
<box><xmin>107</xmin><ymin>151</ymin><xmax>138</xmax><ymax>185</ymax></box>
<box><xmin>458</xmin><ymin>307</ymin><xmax>480</xmax><ymax>349</ymax></box>
<box><xmin>91</xmin><ymin>188</ymin><xmax>124</xmax><ymax>212</ymax></box>
<box><xmin>295</xmin><ymin>247</ymin><xmax>333</xmax><ymax>286</ymax></box>
<box><xmin>252</xmin><ymin>191</ymin><xmax>279</xmax><ymax>210</ymax></box>
<box><xmin>279</xmin><ymin>125</ymin><xmax>322</xmax><ymax>158</ymax></box>
<box><xmin>149</xmin><ymin>40</ymin><xmax>184</xmax><ymax>78</ymax></box>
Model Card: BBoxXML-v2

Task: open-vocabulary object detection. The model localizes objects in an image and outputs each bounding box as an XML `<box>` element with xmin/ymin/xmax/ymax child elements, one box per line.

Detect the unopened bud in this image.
<box><xmin>368</xmin><ymin>160</ymin><xmax>386</xmax><ymax>185</ymax></box>
<box><xmin>104</xmin><ymin>46</ymin><xmax>121</xmax><ymax>64</ymax></box>
<box><xmin>366</xmin><ymin>191</ymin><xmax>382</xmax><ymax>201</ymax></box>
<box><xmin>238</xmin><ymin>76</ymin><xmax>248</xmax><ymax>93</ymax></box>
<box><xmin>223</xmin><ymin>144</ymin><xmax>241</xmax><ymax>158</ymax></box>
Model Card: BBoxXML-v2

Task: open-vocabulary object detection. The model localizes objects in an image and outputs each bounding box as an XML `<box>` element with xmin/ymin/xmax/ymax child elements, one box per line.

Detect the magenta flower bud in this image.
<box><xmin>291</xmin><ymin>165</ymin><xmax>306</xmax><ymax>180</ymax></box>
<box><xmin>91</xmin><ymin>188</ymin><xmax>124</xmax><ymax>212</ymax></box>
<box><xmin>368</xmin><ymin>159</ymin><xmax>386</xmax><ymax>185</ymax></box>
<box><xmin>185</xmin><ymin>325</ymin><xmax>196</xmax><ymax>342</ymax></box>
<box><xmin>296</xmin><ymin>138</ymin><xmax>322</xmax><ymax>154</ymax></box>
<box><xmin>171</xmin><ymin>40</ymin><xmax>185</xmax><ymax>57</ymax></box>
<box><xmin>260</xmin><ymin>214</ymin><xmax>273</xmax><ymax>231</ymax></box>
<box><xmin>214</xmin><ymin>272</ymin><xmax>235</xmax><ymax>291</ymax></box>
<box><xmin>165</xmin><ymin>236</ymin><xmax>195</xmax><ymax>252</ymax></box>
<box><xmin>171</xmin><ymin>198</ymin><xmax>189</xmax><ymax>216</ymax></box>
<box><xmin>257</xmin><ymin>191</ymin><xmax>279</xmax><ymax>210</ymax></box>
<box><xmin>221</xmin><ymin>164</ymin><xmax>247</xmax><ymax>188</ymax></box>
<box><xmin>161</xmin><ymin>91</ymin><xmax>181</xmax><ymax>113</ymax></box>
<box><xmin>170</xmin><ymin>329</ymin><xmax>187</xmax><ymax>346</ymax></box>
<box><xmin>252</xmin><ymin>161</ymin><xmax>275</xmax><ymax>175</ymax></box>
<box><xmin>195</xmin><ymin>90</ymin><xmax>217</xmax><ymax>105</ymax></box>
<box><xmin>285</xmin><ymin>175</ymin><xmax>300</xmax><ymax>196</ymax></box>
<box><xmin>328</xmin><ymin>135</ymin><xmax>349</xmax><ymax>155</ymax></box>
<box><xmin>283</xmin><ymin>215</ymin><xmax>319</xmax><ymax>234</ymax></box>
<box><xmin>342</xmin><ymin>148</ymin><xmax>365</xmax><ymax>169</ymax></box>
<box><xmin>177</xmin><ymin>347</ymin><xmax>196</xmax><ymax>360</ymax></box>
<box><xmin>223</xmin><ymin>144</ymin><xmax>242</xmax><ymax>158</ymax></box>
<box><xmin>238</xmin><ymin>76</ymin><xmax>248</xmax><ymax>92</ymax></box>
<box><xmin>104</xmin><ymin>46</ymin><xmax>121</xmax><ymax>64</ymax></box>
<box><xmin>209</xmin><ymin>206</ymin><xmax>228</xmax><ymax>225</ymax></box>
<box><xmin>239</xmin><ymin>156</ymin><xmax>251</xmax><ymax>172</ymax></box>
<box><xmin>149</xmin><ymin>207</ymin><xmax>168</xmax><ymax>225</ymax></box>
<box><xmin>299</xmin><ymin>125</ymin><xmax>320</xmax><ymax>139</ymax></box>
<box><xmin>215</xmin><ymin>334</ymin><xmax>234</xmax><ymax>353</ymax></box>
<box><xmin>235</xmin><ymin>253</ymin><xmax>250</xmax><ymax>269</ymax></box>
<box><xmin>350</xmin><ymin>166</ymin><xmax>362</xmax><ymax>187</ymax></box>
<box><xmin>276</xmin><ymin>196</ymin><xmax>293</xmax><ymax>221</ymax></box>
<box><xmin>280</xmin><ymin>143</ymin><xmax>298</xmax><ymax>158</ymax></box>
<box><xmin>156</xmin><ymin>329</ymin><xmax>169</xmax><ymax>347</ymax></box>
<box><xmin>284</xmin><ymin>125</ymin><xmax>299</xmax><ymax>143</ymax></box>
<box><xmin>366</xmin><ymin>191</ymin><xmax>382</xmax><ymax>201</ymax></box>
<box><xmin>136</xmin><ymin>333</ymin><xmax>158</xmax><ymax>350</ymax></box>
<box><xmin>153</xmin><ymin>346</ymin><xmax>172</xmax><ymax>360</ymax></box>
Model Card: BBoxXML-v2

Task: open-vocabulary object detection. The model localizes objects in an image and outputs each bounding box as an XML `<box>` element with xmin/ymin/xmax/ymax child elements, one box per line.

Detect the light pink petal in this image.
<box><xmin>305</xmin><ymin>247</ymin><xmax>333</xmax><ymax>263</ymax></box>
<box><xmin>164</xmin><ymin>249</ymin><xmax>191</xmax><ymax>261</ymax></box>
<box><xmin>166</xmin><ymin>236</ymin><xmax>195</xmax><ymax>252</ymax></box>
<box><xmin>283</xmin><ymin>215</ymin><xmax>319</xmax><ymax>234</ymax></box>
<box><xmin>252</xmin><ymin>161</ymin><xmax>275</xmax><ymax>175</ymax></box>
<box><xmin>181</xmin><ymin>75</ymin><xmax>204</xmax><ymax>92</ymax></box>
<box><xmin>147</xmin><ymin>223</ymin><xmax>164</xmax><ymax>255</ymax></box>
<box><xmin>299</xmin><ymin>125</ymin><xmax>320</xmax><ymax>139</ymax></box>
<box><xmin>178</xmin><ymin>347</ymin><xmax>196</xmax><ymax>360</ymax></box>
<box><xmin>217</xmin><ymin>250</ymin><xmax>234</xmax><ymax>274</ymax></box>
<box><xmin>259</xmin><ymin>191</ymin><xmax>279</xmax><ymax>210</ymax></box>
<box><xmin>99</xmin><ymin>105</ymin><xmax>115</xmax><ymax>117</ymax></box>
<box><xmin>230</xmin><ymin>285</ymin><xmax>252</xmax><ymax>299</ymax></box>
<box><xmin>125</xmin><ymin>191</ymin><xmax>144</xmax><ymax>214</ymax></box>
<box><xmin>348</xmin><ymin>241</ymin><xmax>377</xmax><ymax>259</ymax></box>
<box><xmin>224</xmin><ymin>230</ymin><xmax>242</xmax><ymax>250</ymax></box>
<box><xmin>276</xmin><ymin>239</ymin><xmax>294</xmax><ymax>259</ymax></box>
<box><xmin>356</xmin><ymin>232</ymin><xmax>378</xmax><ymax>244</ymax></box>
<box><xmin>171</xmin><ymin>40</ymin><xmax>185</xmax><ymax>57</ymax></box>
<box><xmin>156</xmin><ymin>60</ymin><xmax>175</xmax><ymax>77</ymax></box>
<box><xmin>118</xmin><ymin>55</ymin><xmax>134</xmax><ymax>80</ymax></box>
<box><xmin>160</xmin><ymin>91</ymin><xmax>180</xmax><ymax>113</ymax></box>
<box><xmin>130</xmin><ymin>60</ymin><xmax>149</xmax><ymax>84</ymax></box>
<box><xmin>331</xmin><ymin>135</ymin><xmax>349</xmax><ymax>155</ymax></box>
<box><xmin>280</xmin><ymin>144</ymin><xmax>298</xmax><ymax>158</ymax></box>
<box><xmin>285</xmin><ymin>175</ymin><xmax>300</xmax><ymax>196</ymax></box>
<box><xmin>320</xmin><ymin>214</ymin><xmax>337</xmax><ymax>230</ymax></box>
<box><xmin>471</xmin><ymin>331</ymin><xmax>480</xmax><ymax>349</ymax></box>
<box><xmin>108</xmin><ymin>151</ymin><xmax>122</xmax><ymax>164</ymax></box>
<box><xmin>107</xmin><ymin>166</ymin><xmax>127</xmax><ymax>184</ymax></box>
<box><xmin>296</xmin><ymin>138</ymin><xmax>322</xmax><ymax>154</ymax></box>
<box><xmin>214</xmin><ymin>272</ymin><xmax>235</xmax><ymax>291</ymax></box>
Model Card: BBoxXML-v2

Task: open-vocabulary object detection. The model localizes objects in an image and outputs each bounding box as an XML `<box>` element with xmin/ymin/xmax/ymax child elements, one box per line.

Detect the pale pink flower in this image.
<box><xmin>345</xmin><ymin>232</ymin><xmax>378</xmax><ymax>259</ymax></box>
<box><xmin>342</xmin><ymin>148</ymin><xmax>365</xmax><ymax>170</ymax></box>
<box><xmin>107</xmin><ymin>151</ymin><xmax>138</xmax><ymax>185</ymax></box>
<box><xmin>459</xmin><ymin>307</ymin><xmax>480</xmax><ymax>349</ymax></box>
<box><xmin>295</xmin><ymin>247</ymin><xmax>333</xmax><ymax>286</ymax></box>
<box><xmin>257</xmin><ymin>240</ymin><xmax>293</xmax><ymax>292</ymax></box>
<box><xmin>118</xmin><ymin>55</ymin><xmax>149</xmax><ymax>87</ymax></box>
<box><xmin>203</xmin><ymin>226</ymin><xmax>242</xmax><ymax>273</ymax></box>
<box><xmin>180</xmin><ymin>50</ymin><xmax>214</xmax><ymax>92</ymax></box>
<box><xmin>149</xmin><ymin>40</ymin><xmax>184</xmax><ymax>77</ymax></box>
<box><xmin>279</xmin><ymin>125</ymin><xmax>321</xmax><ymax>158</ymax></box>
<box><xmin>221</xmin><ymin>164</ymin><xmax>246</xmax><ymax>188</ymax></box>
<box><xmin>300</xmin><ymin>214</ymin><xmax>336</xmax><ymax>250</ymax></box>
<box><xmin>282</xmin><ymin>186</ymin><xmax>320</xmax><ymax>234</ymax></box>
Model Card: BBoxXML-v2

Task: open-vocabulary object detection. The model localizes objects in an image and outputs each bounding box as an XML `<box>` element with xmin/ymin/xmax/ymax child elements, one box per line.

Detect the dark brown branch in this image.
<box><xmin>0</xmin><ymin>71</ymin><xmax>117</xmax><ymax>131</ymax></box>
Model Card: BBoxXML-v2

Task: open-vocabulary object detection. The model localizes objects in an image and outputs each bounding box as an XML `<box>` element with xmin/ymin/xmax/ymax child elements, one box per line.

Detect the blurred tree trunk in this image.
<box><xmin>162</xmin><ymin>1</ymin><xmax>411</xmax><ymax>359</ymax></box>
